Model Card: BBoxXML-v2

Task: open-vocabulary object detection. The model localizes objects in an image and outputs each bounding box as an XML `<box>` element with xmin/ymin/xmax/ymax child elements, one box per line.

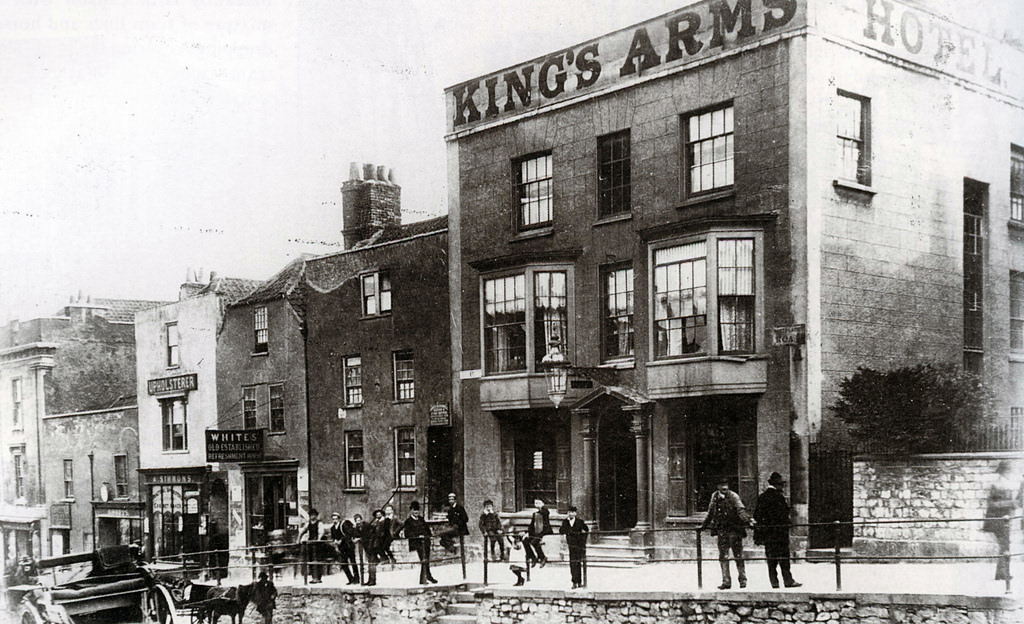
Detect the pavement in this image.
<box><xmin>220</xmin><ymin>555</ymin><xmax>1024</xmax><ymax>600</ymax></box>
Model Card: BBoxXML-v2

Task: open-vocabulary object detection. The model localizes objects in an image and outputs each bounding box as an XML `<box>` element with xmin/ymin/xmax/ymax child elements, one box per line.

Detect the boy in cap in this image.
<box><xmin>754</xmin><ymin>472</ymin><xmax>801</xmax><ymax>588</ymax></box>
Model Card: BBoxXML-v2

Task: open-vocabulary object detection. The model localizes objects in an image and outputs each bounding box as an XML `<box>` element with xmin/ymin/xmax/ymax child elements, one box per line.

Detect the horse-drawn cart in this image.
<box><xmin>5</xmin><ymin>546</ymin><xmax>251</xmax><ymax>624</ymax></box>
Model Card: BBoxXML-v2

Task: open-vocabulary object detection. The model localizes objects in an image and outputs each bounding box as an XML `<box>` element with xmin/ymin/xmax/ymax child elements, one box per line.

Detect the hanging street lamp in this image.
<box><xmin>541</xmin><ymin>334</ymin><xmax>570</xmax><ymax>408</ymax></box>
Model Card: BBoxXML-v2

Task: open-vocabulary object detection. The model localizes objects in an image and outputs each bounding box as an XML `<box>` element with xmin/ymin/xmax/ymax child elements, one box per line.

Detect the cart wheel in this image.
<box><xmin>17</xmin><ymin>601</ymin><xmax>43</xmax><ymax>624</ymax></box>
<box><xmin>144</xmin><ymin>585</ymin><xmax>176</xmax><ymax>624</ymax></box>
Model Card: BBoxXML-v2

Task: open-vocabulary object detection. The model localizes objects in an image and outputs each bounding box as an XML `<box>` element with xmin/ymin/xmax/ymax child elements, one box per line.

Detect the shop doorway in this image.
<box><xmin>427</xmin><ymin>427</ymin><xmax>453</xmax><ymax>515</ymax></box>
<box><xmin>246</xmin><ymin>474</ymin><xmax>294</xmax><ymax>546</ymax></box>
<box><xmin>687</xmin><ymin>397</ymin><xmax>758</xmax><ymax>511</ymax></box>
<box><xmin>597</xmin><ymin>412</ymin><xmax>637</xmax><ymax>531</ymax></box>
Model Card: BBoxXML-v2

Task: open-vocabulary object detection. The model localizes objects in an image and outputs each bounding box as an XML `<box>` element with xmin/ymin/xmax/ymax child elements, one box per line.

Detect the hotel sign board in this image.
<box><xmin>148</xmin><ymin>373</ymin><xmax>198</xmax><ymax>395</ymax></box>
<box><xmin>206</xmin><ymin>429</ymin><xmax>265</xmax><ymax>462</ymax></box>
<box><xmin>446</xmin><ymin>0</ymin><xmax>806</xmax><ymax>133</ymax></box>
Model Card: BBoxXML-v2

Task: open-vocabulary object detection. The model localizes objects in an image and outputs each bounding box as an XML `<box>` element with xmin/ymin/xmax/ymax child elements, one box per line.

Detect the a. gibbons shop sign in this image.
<box><xmin>446</xmin><ymin>0</ymin><xmax>803</xmax><ymax>133</ymax></box>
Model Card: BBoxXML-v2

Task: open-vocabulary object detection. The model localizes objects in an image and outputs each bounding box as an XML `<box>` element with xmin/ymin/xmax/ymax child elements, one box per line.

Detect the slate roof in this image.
<box><xmin>78</xmin><ymin>298</ymin><xmax>170</xmax><ymax>324</ymax></box>
<box><xmin>349</xmin><ymin>215</ymin><xmax>447</xmax><ymax>249</ymax></box>
<box><xmin>198</xmin><ymin>277</ymin><xmax>263</xmax><ymax>304</ymax></box>
<box><xmin>233</xmin><ymin>256</ymin><xmax>311</xmax><ymax>324</ymax></box>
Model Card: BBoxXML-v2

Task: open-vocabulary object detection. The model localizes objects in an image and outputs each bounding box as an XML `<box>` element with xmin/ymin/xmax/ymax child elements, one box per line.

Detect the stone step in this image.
<box><xmin>438</xmin><ymin>616</ymin><xmax>476</xmax><ymax>624</ymax></box>
<box><xmin>449</xmin><ymin>603</ymin><xmax>477</xmax><ymax>615</ymax></box>
<box><xmin>805</xmin><ymin>547</ymin><xmax>855</xmax><ymax>562</ymax></box>
<box><xmin>451</xmin><ymin>591</ymin><xmax>476</xmax><ymax>602</ymax></box>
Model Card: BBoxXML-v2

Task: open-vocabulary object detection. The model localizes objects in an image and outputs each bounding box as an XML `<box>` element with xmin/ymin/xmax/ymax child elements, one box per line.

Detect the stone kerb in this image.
<box><xmin>853</xmin><ymin>453</ymin><xmax>1023</xmax><ymax>557</ymax></box>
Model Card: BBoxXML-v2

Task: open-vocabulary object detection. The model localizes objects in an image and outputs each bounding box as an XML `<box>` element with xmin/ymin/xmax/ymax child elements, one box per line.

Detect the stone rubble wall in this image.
<box><xmin>853</xmin><ymin>454</ymin><xmax>1022</xmax><ymax>557</ymax></box>
<box><xmin>236</xmin><ymin>588</ymin><xmax>1021</xmax><ymax>624</ymax></box>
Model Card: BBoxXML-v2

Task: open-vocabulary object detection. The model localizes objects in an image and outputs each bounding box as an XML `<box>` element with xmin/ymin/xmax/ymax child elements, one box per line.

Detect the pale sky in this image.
<box><xmin>0</xmin><ymin>1</ymin><xmax>1011</xmax><ymax>322</ymax></box>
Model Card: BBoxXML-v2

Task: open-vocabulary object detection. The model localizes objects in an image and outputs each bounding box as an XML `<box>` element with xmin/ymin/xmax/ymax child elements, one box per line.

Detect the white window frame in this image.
<box><xmin>343</xmin><ymin>356</ymin><xmax>363</xmax><ymax>407</ymax></box>
<box><xmin>253</xmin><ymin>306</ymin><xmax>269</xmax><ymax>354</ymax></box>
<box><xmin>394</xmin><ymin>427</ymin><xmax>416</xmax><ymax>489</ymax></box>
<box><xmin>393</xmin><ymin>351</ymin><xmax>415</xmax><ymax>401</ymax></box>
<box><xmin>160</xmin><ymin>396</ymin><xmax>188</xmax><ymax>452</ymax></box>
<box><xmin>165</xmin><ymin>323</ymin><xmax>180</xmax><ymax>368</ymax></box>
<box><xmin>361</xmin><ymin>272</ymin><xmax>392</xmax><ymax>317</ymax></box>
<box><xmin>1011</xmin><ymin>271</ymin><xmax>1024</xmax><ymax>352</ymax></box>
<box><xmin>480</xmin><ymin>265</ymin><xmax>575</xmax><ymax>376</ymax></box>
<box><xmin>836</xmin><ymin>90</ymin><xmax>871</xmax><ymax>186</ymax></box>
<box><xmin>243</xmin><ymin>386</ymin><xmax>258</xmax><ymax>430</ymax></box>
<box><xmin>515</xmin><ymin>152</ymin><xmax>554</xmax><ymax>230</ymax></box>
<box><xmin>648</xmin><ymin>229</ymin><xmax>763</xmax><ymax>360</ymax></box>
<box><xmin>345</xmin><ymin>431</ymin><xmax>365</xmax><ymax>490</ymax></box>
<box><xmin>13</xmin><ymin>452</ymin><xmax>25</xmax><ymax>499</ymax></box>
<box><xmin>684</xmin><ymin>104</ymin><xmax>735</xmax><ymax>196</ymax></box>
<box><xmin>11</xmin><ymin>377</ymin><xmax>22</xmax><ymax>428</ymax></box>
<box><xmin>63</xmin><ymin>459</ymin><xmax>74</xmax><ymax>499</ymax></box>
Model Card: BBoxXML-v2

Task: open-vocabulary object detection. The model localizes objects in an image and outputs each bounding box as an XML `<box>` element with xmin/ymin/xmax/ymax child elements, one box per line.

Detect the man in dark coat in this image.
<box><xmin>526</xmin><ymin>498</ymin><xmax>554</xmax><ymax>566</ymax></box>
<box><xmin>701</xmin><ymin>478</ymin><xmax>752</xmax><ymax>589</ymax></box>
<box><xmin>330</xmin><ymin>512</ymin><xmax>359</xmax><ymax>585</ymax></box>
<box><xmin>401</xmin><ymin>500</ymin><xmax>438</xmax><ymax>584</ymax></box>
<box><xmin>439</xmin><ymin>492</ymin><xmax>470</xmax><ymax>553</ymax></box>
<box><xmin>297</xmin><ymin>509</ymin><xmax>323</xmax><ymax>583</ymax></box>
<box><xmin>753</xmin><ymin>472</ymin><xmax>802</xmax><ymax>589</ymax></box>
<box><xmin>559</xmin><ymin>505</ymin><xmax>589</xmax><ymax>589</ymax></box>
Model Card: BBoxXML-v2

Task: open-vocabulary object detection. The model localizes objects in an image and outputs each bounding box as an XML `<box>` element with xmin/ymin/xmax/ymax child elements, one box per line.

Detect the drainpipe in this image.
<box><xmin>88</xmin><ymin>451</ymin><xmax>95</xmax><ymax>550</ymax></box>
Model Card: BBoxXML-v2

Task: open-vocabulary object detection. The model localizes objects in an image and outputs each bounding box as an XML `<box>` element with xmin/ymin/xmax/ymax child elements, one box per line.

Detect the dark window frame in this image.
<box><xmin>343</xmin><ymin>355</ymin><xmax>363</xmax><ymax>407</ymax></box>
<box><xmin>1011</xmin><ymin>271</ymin><xmax>1024</xmax><ymax>351</ymax></box>
<box><xmin>11</xmin><ymin>377</ymin><xmax>22</xmax><ymax>428</ymax></box>
<box><xmin>242</xmin><ymin>386</ymin><xmax>258</xmax><ymax>430</ymax></box>
<box><xmin>160</xmin><ymin>396</ymin><xmax>188</xmax><ymax>452</ymax></box>
<box><xmin>269</xmin><ymin>383</ymin><xmax>285</xmax><ymax>433</ymax></box>
<box><xmin>165</xmin><ymin>323</ymin><xmax>179</xmax><ymax>368</ymax></box>
<box><xmin>598</xmin><ymin>130</ymin><xmax>632</xmax><ymax>218</ymax></box>
<box><xmin>63</xmin><ymin>459</ymin><xmax>74</xmax><ymax>499</ymax></box>
<box><xmin>361</xmin><ymin>272</ymin><xmax>392</xmax><ymax>317</ymax></box>
<box><xmin>1011</xmin><ymin>145</ymin><xmax>1023</xmax><ymax>223</ymax></box>
<box><xmin>114</xmin><ymin>454</ymin><xmax>129</xmax><ymax>498</ymax></box>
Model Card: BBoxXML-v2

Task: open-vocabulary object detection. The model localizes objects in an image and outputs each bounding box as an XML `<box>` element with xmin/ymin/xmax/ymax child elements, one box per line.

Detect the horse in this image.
<box><xmin>191</xmin><ymin>582</ymin><xmax>254</xmax><ymax>624</ymax></box>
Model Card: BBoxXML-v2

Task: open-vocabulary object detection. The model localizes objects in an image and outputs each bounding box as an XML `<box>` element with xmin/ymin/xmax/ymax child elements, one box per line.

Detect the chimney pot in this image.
<box><xmin>376</xmin><ymin>165</ymin><xmax>388</xmax><ymax>181</ymax></box>
<box><xmin>363</xmin><ymin>163</ymin><xmax>376</xmax><ymax>180</ymax></box>
<box><xmin>388</xmin><ymin>168</ymin><xmax>398</xmax><ymax>185</ymax></box>
<box><xmin>349</xmin><ymin>162</ymin><xmax>363</xmax><ymax>181</ymax></box>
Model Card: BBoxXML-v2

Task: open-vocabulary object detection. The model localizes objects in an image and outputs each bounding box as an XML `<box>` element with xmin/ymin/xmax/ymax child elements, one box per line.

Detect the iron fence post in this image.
<box><xmin>483</xmin><ymin>536</ymin><xmax>489</xmax><ymax>585</ymax></box>
<box><xmin>833</xmin><ymin>521</ymin><xmax>842</xmax><ymax>591</ymax></box>
<box><xmin>1004</xmin><ymin>516</ymin><xmax>1013</xmax><ymax>595</ymax></box>
<box><xmin>696</xmin><ymin>527</ymin><xmax>703</xmax><ymax>590</ymax></box>
<box><xmin>582</xmin><ymin>549</ymin><xmax>588</xmax><ymax>588</ymax></box>
<box><xmin>303</xmin><ymin>541</ymin><xmax>308</xmax><ymax>586</ymax></box>
<box><xmin>460</xmin><ymin>535</ymin><xmax>467</xmax><ymax>580</ymax></box>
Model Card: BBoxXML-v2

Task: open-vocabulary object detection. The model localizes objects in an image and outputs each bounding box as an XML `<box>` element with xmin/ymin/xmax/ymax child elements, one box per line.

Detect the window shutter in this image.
<box><xmin>737</xmin><ymin>440</ymin><xmax>758</xmax><ymax>509</ymax></box>
<box><xmin>501</xmin><ymin>426</ymin><xmax>516</xmax><ymax>512</ymax></box>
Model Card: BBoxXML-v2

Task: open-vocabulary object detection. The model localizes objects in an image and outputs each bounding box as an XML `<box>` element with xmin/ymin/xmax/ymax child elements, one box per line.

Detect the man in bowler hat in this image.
<box><xmin>753</xmin><ymin>472</ymin><xmax>802</xmax><ymax>589</ymax></box>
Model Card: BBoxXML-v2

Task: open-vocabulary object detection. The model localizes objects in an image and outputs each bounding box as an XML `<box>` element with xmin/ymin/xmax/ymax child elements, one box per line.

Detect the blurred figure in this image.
<box><xmin>251</xmin><ymin>571</ymin><xmax>277</xmax><ymax>624</ymax></box>
<box><xmin>526</xmin><ymin>499</ymin><xmax>553</xmax><ymax>566</ymax></box>
<box><xmin>701</xmin><ymin>478</ymin><xmax>753</xmax><ymax>590</ymax></box>
<box><xmin>984</xmin><ymin>460</ymin><xmax>1019</xmax><ymax>583</ymax></box>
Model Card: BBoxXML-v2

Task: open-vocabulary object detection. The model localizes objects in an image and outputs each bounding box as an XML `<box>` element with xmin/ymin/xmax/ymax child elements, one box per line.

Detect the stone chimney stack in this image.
<box><xmin>341</xmin><ymin>161</ymin><xmax>401</xmax><ymax>249</ymax></box>
<box><xmin>179</xmin><ymin>267</ymin><xmax>207</xmax><ymax>300</ymax></box>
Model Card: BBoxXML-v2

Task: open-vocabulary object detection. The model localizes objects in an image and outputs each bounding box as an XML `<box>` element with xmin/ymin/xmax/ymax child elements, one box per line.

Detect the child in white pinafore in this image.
<box><xmin>508</xmin><ymin>532</ymin><xmax>528</xmax><ymax>586</ymax></box>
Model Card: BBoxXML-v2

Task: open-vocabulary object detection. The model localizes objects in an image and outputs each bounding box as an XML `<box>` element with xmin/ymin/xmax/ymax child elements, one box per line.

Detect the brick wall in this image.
<box><xmin>853</xmin><ymin>454</ymin><xmax>1022</xmax><ymax>556</ymax></box>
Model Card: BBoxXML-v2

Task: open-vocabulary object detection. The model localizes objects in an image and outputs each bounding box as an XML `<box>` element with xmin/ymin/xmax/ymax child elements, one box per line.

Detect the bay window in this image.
<box><xmin>652</xmin><ymin>233</ymin><xmax>759</xmax><ymax>358</ymax></box>
<box><xmin>483</xmin><ymin>267</ymin><xmax>571</xmax><ymax>374</ymax></box>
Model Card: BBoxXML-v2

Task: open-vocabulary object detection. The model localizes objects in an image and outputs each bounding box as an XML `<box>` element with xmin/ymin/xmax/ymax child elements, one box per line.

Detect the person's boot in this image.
<box><xmin>718</xmin><ymin>560</ymin><xmax>732</xmax><ymax>589</ymax></box>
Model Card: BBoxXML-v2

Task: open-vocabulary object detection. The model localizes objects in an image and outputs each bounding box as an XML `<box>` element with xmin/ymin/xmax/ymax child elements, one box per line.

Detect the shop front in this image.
<box><xmin>239</xmin><ymin>460</ymin><xmax>299</xmax><ymax>547</ymax></box>
<box><xmin>92</xmin><ymin>500</ymin><xmax>144</xmax><ymax>550</ymax></box>
<box><xmin>141</xmin><ymin>467</ymin><xmax>227</xmax><ymax>563</ymax></box>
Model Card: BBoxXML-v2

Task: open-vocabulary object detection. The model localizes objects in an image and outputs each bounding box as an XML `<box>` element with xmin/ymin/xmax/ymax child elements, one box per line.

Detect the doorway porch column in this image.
<box><xmin>624</xmin><ymin>404</ymin><xmax>651</xmax><ymax>531</ymax></box>
<box><xmin>574</xmin><ymin>408</ymin><xmax>596</xmax><ymax>524</ymax></box>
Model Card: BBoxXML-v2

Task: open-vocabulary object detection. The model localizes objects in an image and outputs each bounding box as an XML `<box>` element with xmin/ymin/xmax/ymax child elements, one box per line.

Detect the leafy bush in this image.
<box><xmin>831</xmin><ymin>364</ymin><xmax>995</xmax><ymax>454</ymax></box>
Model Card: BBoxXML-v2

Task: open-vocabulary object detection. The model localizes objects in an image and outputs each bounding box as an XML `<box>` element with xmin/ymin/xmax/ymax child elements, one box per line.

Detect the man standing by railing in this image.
<box><xmin>754</xmin><ymin>472</ymin><xmax>801</xmax><ymax>589</ymax></box>
<box><xmin>402</xmin><ymin>501</ymin><xmax>438</xmax><ymax>584</ymax></box>
<box><xmin>702</xmin><ymin>478</ymin><xmax>752</xmax><ymax>590</ymax></box>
